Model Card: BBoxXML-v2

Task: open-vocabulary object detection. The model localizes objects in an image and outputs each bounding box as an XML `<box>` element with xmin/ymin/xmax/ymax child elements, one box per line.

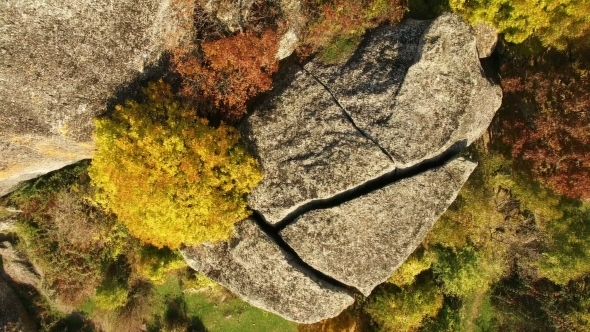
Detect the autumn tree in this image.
<box><xmin>365</xmin><ymin>274</ymin><xmax>444</xmax><ymax>331</ymax></box>
<box><xmin>89</xmin><ymin>81</ymin><xmax>262</xmax><ymax>249</ymax></box>
<box><xmin>495</xmin><ymin>49</ymin><xmax>590</xmax><ymax>200</ymax></box>
<box><xmin>172</xmin><ymin>29</ymin><xmax>280</xmax><ymax>120</ymax></box>
<box><xmin>450</xmin><ymin>0</ymin><xmax>590</xmax><ymax>49</ymax></box>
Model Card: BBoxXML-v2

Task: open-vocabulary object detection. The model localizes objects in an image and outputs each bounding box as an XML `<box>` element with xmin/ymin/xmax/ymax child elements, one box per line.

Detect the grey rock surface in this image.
<box><xmin>0</xmin><ymin>275</ymin><xmax>37</xmax><ymax>332</ymax></box>
<box><xmin>242</xmin><ymin>65</ymin><xmax>393</xmax><ymax>225</ymax></box>
<box><xmin>472</xmin><ymin>21</ymin><xmax>498</xmax><ymax>58</ymax></box>
<box><xmin>181</xmin><ymin>218</ymin><xmax>354</xmax><ymax>323</ymax></box>
<box><xmin>196</xmin><ymin>0</ymin><xmax>305</xmax><ymax>59</ymax></box>
<box><xmin>0</xmin><ymin>0</ymin><xmax>193</xmax><ymax>197</ymax></box>
<box><xmin>244</xmin><ymin>13</ymin><xmax>501</xmax><ymax>225</ymax></box>
<box><xmin>305</xmin><ymin>13</ymin><xmax>502</xmax><ymax>167</ymax></box>
<box><xmin>281</xmin><ymin>157</ymin><xmax>477</xmax><ymax>295</ymax></box>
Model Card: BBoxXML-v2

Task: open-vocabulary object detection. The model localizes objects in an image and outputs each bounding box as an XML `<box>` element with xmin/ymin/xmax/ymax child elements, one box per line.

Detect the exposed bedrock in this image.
<box><xmin>181</xmin><ymin>218</ymin><xmax>355</xmax><ymax>324</ymax></box>
<box><xmin>186</xmin><ymin>13</ymin><xmax>501</xmax><ymax>323</ymax></box>
<box><xmin>0</xmin><ymin>275</ymin><xmax>37</xmax><ymax>332</ymax></box>
<box><xmin>0</xmin><ymin>0</ymin><xmax>194</xmax><ymax>196</ymax></box>
<box><xmin>242</xmin><ymin>13</ymin><xmax>502</xmax><ymax>225</ymax></box>
<box><xmin>281</xmin><ymin>157</ymin><xmax>477</xmax><ymax>296</ymax></box>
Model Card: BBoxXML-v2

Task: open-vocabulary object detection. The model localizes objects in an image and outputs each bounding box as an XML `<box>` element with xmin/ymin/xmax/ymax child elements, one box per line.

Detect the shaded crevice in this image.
<box><xmin>272</xmin><ymin>139</ymin><xmax>467</xmax><ymax>232</ymax></box>
<box><xmin>250</xmin><ymin>140</ymin><xmax>467</xmax><ymax>293</ymax></box>
<box><xmin>250</xmin><ymin>210</ymin><xmax>364</xmax><ymax>297</ymax></box>
<box><xmin>297</xmin><ymin>64</ymin><xmax>395</xmax><ymax>162</ymax></box>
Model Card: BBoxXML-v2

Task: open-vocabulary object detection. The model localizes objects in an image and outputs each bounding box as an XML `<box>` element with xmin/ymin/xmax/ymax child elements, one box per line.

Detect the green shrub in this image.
<box><xmin>365</xmin><ymin>275</ymin><xmax>444</xmax><ymax>331</ymax></box>
<box><xmin>89</xmin><ymin>81</ymin><xmax>262</xmax><ymax>249</ymax></box>
<box><xmin>94</xmin><ymin>280</ymin><xmax>130</xmax><ymax>311</ymax></box>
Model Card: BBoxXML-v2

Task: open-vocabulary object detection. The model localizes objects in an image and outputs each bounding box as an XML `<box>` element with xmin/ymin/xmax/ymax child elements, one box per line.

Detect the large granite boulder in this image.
<box><xmin>185</xmin><ymin>13</ymin><xmax>501</xmax><ymax>323</ymax></box>
<box><xmin>281</xmin><ymin>157</ymin><xmax>476</xmax><ymax>295</ymax></box>
<box><xmin>243</xmin><ymin>13</ymin><xmax>502</xmax><ymax>225</ymax></box>
<box><xmin>241</xmin><ymin>65</ymin><xmax>392</xmax><ymax>224</ymax></box>
<box><xmin>0</xmin><ymin>0</ymin><xmax>193</xmax><ymax>197</ymax></box>
<box><xmin>181</xmin><ymin>219</ymin><xmax>354</xmax><ymax>324</ymax></box>
<box><xmin>305</xmin><ymin>13</ymin><xmax>502</xmax><ymax>167</ymax></box>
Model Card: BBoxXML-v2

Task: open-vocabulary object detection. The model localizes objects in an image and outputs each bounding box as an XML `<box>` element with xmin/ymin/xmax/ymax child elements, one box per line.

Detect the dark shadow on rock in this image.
<box><xmin>102</xmin><ymin>53</ymin><xmax>181</xmax><ymax>119</ymax></box>
<box><xmin>250</xmin><ymin>210</ymin><xmax>363</xmax><ymax>296</ymax></box>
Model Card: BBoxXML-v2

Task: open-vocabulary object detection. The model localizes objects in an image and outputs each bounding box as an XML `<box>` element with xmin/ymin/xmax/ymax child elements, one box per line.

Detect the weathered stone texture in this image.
<box><xmin>281</xmin><ymin>157</ymin><xmax>477</xmax><ymax>295</ymax></box>
<box><xmin>0</xmin><ymin>0</ymin><xmax>192</xmax><ymax>196</ymax></box>
<box><xmin>244</xmin><ymin>13</ymin><xmax>501</xmax><ymax>226</ymax></box>
<box><xmin>0</xmin><ymin>241</ymin><xmax>43</xmax><ymax>290</ymax></box>
<box><xmin>305</xmin><ymin>13</ymin><xmax>502</xmax><ymax>167</ymax></box>
<box><xmin>473</xmin><ymin>21</ymin><xmax>498</xmax><ymax>58</ymax></box>
<box><xmin>242</xmin><ymin>65</ymin><xmax>392</xmax><ymax>224</ymax></box>
<box><xmin>181</xmin><ymin>218</ymin><xmax>354</xmax><ymax>323</ymax></box>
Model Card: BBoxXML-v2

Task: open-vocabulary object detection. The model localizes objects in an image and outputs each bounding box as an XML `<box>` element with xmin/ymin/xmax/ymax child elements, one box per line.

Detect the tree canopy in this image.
<box><xmin>89</xmin><ymin>81</ymin><xmax>262</xmax><ymax>249</ymax></box>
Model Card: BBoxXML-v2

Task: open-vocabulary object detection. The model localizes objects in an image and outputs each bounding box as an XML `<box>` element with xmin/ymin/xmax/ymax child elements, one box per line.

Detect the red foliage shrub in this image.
<box><xmin>172</xmin><ymin>29</ymin><xmax>280</xmax><ymax>120</ymax></box>
<box><xmin>495</xmin><ymin>50</ymin><xmax>590</xmax><ymax>199</ymax></box>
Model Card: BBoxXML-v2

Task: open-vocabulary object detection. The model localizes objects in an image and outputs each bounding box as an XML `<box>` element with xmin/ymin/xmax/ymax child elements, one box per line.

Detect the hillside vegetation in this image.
<box><xmin>1</xmin><ymin>0</ymin><xmax>589</xmax><ymax>331</ymax></box>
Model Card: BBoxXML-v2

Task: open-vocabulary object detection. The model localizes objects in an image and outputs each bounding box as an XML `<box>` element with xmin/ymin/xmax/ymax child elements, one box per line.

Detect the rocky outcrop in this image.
<box><xmin>243</xmin><ymin>13</ymin><xmax>502</xmax><ymax>226</ymax></box>
<box><xmin>186</xmin><ymin>13</ymin><xmax>501</xmax><ymax>323</ymax></box>
<box><xmin>241</xmin><ymin>65</ymin><xmax>393</xmax><ymax>224</ymax></box>
<box><xmin>0</xmin><ymin>275</ymin><xmax>36</xmax><ymax>332</ymax></box>
<box><xmin>181</xmin><ymin>218</ymin><xmax>354</xmax><ymax>324</ymax></box>
<box><xmin>0</xmin><ymin>0</ymin><xmax>193</xmax><ymax>197</ymax></box>
<box><xmin>281</xmin><ymin>157</ymin><xmax>476</xmax><ymax>295</ymax></box>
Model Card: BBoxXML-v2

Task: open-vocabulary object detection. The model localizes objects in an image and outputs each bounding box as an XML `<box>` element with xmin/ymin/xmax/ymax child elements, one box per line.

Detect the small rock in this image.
<box><xmin>472</xmin><ymin>21</ymin><xmax>498</xmax><ymax>58</ymax></box>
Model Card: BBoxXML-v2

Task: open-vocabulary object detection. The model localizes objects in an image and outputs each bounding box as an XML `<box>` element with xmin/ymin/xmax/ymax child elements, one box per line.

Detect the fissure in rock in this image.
<box><xmin>249</xmin><ymin>211</ymin><xmax>364</xmax><ymax>296</ymax></box>
<box><xmin>297</xmin><ymin>64</ymin><xmax>395</xmax><ymax>162</ymax></box>
<box><xmin>251</xmin><ymin>140</ymin><xmax>467</xmax><ymax>291</ymax></box>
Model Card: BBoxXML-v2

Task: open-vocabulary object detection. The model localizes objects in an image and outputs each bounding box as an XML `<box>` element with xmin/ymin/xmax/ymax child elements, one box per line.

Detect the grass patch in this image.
<box><xmin>151</xmin><ymin>276</ymin><xmax>297</xmax><ymax>332</ymax></box>
<box><xmin>319</xmin><ymin>34</ymin><xmax>363</xmax><ymax>64</ymax></box>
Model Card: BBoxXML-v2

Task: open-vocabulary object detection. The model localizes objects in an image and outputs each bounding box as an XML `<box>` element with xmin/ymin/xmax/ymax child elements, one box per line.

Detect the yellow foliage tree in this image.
<box><xmin>89</xmin><ymin>81</ymin><xmax>262</xmax><ymax>249</ymax></box>
<box><xmin>450</xmin><ymin>0</ymin><xmax>590</xmax><ymax>49</ymax></box>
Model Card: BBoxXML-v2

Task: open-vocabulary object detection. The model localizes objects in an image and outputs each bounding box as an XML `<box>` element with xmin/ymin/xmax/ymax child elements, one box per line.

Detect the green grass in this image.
<box><xmin>460</xmin><ymin>291</ymin><xmax>499</xmax><ymax>332</ymax></box>
<box><xmin>152</xmin><ymin>277</ymin><xmax>297</xmax><ymax>332</ymax></box>
<box><xmin>319</xmin><ymin>34</ymin><xmax>363</xmax><ymax>64</ymax></box>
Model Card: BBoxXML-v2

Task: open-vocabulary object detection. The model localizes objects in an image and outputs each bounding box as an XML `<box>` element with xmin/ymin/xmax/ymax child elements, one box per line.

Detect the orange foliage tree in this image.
<box><xmin>172</xmin><ymin>29</ymin><xmax>280</xmax><ymax>120</ymax></box>
<box><xmin>494</xmin><ymin>49</ymin><xmax>590</xmax><ymax>199</ymax></box>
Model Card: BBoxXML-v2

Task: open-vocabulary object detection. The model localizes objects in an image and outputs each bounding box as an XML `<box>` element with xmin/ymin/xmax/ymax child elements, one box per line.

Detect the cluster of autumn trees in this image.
<box><xmin>3</xmin><ymin>0</ymin><xmax>590</xmax><ymax>331</ymax></box>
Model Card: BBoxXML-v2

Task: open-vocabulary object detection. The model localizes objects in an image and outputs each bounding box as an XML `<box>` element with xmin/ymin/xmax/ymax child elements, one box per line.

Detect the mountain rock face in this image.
<box><xmin>183</xmin><ymin>13</ymin><xmax>502</xmax><ymax>323</ymax></box>
<box><xmin>0</xmin><ymin>0</ymin><xmax>193</xmax><ymax>197</ymax></box>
